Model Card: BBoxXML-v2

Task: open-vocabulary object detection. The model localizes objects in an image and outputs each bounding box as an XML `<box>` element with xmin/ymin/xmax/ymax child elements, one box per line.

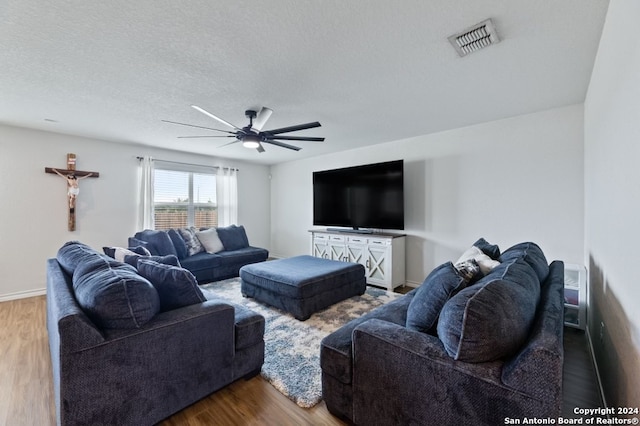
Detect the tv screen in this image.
<box><xmin>313</xmin><ymin>160</ymin><xmax>404</xmax><ymax>230</ymax></box>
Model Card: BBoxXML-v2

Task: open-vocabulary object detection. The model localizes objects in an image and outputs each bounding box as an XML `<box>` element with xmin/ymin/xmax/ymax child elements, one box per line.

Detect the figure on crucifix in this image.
<box><xmin>53</xmin><ymin>169</ymin><xmax>93</xmax><ymax>211</ymax></box>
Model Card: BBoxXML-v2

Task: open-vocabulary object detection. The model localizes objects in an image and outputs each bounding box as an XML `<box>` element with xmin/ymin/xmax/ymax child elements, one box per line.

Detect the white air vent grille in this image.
<box><xmin>448</xmin><ymin>19</ymin><xmax>500</xmax><ymax>57</ymax></box>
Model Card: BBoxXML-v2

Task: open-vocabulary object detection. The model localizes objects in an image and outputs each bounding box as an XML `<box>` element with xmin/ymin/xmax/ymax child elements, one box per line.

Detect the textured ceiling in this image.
<box><xmin>0</xmin><ymin>0</ymin><xmax>609</xmax><ymax>165</ymax></box>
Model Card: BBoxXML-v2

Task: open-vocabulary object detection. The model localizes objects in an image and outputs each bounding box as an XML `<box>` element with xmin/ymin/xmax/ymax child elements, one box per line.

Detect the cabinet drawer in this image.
<box><xmin>313</xmin><ymin>234</ymin><xmax>329</xmax><ymax>241</ymax></box>
<box><xmin>348</xmin><ymin>236</ymin><xmax>368</xmax><ymax>244</ymax></box>
<box><xmin>329</xmin><ymin>235</ymin><xmax>346</xmax><ymax>242</ymax></box>
<box><xmin>368</xmin><ymin>238</ymin><xmax>391</xmax><ymax>246</ymax></box>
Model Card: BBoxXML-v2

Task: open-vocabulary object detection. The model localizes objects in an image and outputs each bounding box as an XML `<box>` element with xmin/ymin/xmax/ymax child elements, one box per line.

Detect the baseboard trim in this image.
<box><xmin>0</xmin><ymin>288</ymin><xmax>46</xmax><ymax>302</ymax></box>
<box><xmin>585</xmin><ymin>325</ymin><xmax>609</xmax><ymax>411</ymax></box>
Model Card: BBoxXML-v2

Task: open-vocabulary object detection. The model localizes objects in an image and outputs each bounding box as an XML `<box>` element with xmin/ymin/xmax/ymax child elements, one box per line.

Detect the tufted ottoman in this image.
<box><xmin>239</xmin><ymin>255</ymin><xmax>366</xmax><ymax>320</ymax></box>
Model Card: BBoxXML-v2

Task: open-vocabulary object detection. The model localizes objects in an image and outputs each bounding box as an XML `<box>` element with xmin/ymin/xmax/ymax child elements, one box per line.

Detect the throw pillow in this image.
<box><xmin>499</xmin><ymin>242</ymin><xmax>549</xmax><ymax>283</ymax></box>
<box><xmin>133</xmin><ymin>230</ymin><xmax>178</xmax><ymax>257</ymax></box>
<box><xmin>473</xmin><ymin>238</ymin><xmax>501</xmax><ymax>260</ymax></box>
<box><xmin>72</xmin><ymin>254</ymin><xmax>160</xmax><ymax>329</ymax></box>
<box><xmin>57</xmin><ymin>241</ymin><xmax>102</xmax><ymax>275</ymax></box>
<box><xmin>123</xmin><ymin>254</ymin><xmax>180</xmax><ymax>268</ymax></box>
<box><xmin>103</xmin><ymin>246</ymin><xmax>150</xmax><ymax>262</ymax></box>
<box><xmin>217</xmin><ymin>225</ymin><xmax>249</xmax><ymax>251</ymax></box>
<box><xmin>167</xmin><ymin>229</ymin><xmax>189</xmax><ymax>260</ymax></box>
<box><xmin>437</xmin><ymin>257</ymin><xmax>540</xmax><ymax>362</ymax></box>
<box><xmin>453</xmin><ymin>258</ymin><xmax>483</xmax><ymax>285</ymax></box>
<box><xmin>196</xmin><ymin>228</ymin><xmax>225</xmax><ymax>253</ymax></box>
<box><xmin>137</xmin><ymin>259</ymin><xmax>206</xmax><ymax>312</ymax></box>
<box><xmin>178</xmin><ymin>227</ymin><xmax>205</xmax><ymax>256</ymax></box>
<box><xmin>455</xmin><ymin>245</ymin><xmax>500</xmax><ymax>275</ymax></box>
<box><xmin>406</xmin><ymin>262</ymin><xmax>466</xmax><ymax>333</ymax></box>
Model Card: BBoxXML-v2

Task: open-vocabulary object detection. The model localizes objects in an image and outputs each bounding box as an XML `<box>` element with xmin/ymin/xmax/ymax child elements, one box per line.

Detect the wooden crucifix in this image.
<box><xmin>45</xmin><ymin>153</ymin><xmax>100</xmax><ymax>231</ymax></box>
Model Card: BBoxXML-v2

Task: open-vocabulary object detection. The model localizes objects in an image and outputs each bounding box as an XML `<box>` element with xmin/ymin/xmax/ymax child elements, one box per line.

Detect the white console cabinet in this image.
<box><xmin>310</xmin><ymin>230</ymin><xmax>406</xmax><ymax>291</ymax></box>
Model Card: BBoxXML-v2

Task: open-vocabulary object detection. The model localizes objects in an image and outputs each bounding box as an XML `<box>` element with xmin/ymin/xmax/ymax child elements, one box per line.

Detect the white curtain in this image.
<box><xmin>216</xmin><ymin>167</ymin><xmax>238</xmax><ymax>226</ymax></box>
<box><xmin>139</xmin><ymin>156</ymin><xmax>155</xmax><ymax>230</ymax></box>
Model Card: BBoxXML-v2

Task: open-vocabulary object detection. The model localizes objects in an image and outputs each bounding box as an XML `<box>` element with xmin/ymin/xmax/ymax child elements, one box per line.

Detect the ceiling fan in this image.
<box><xmin>162</xmin><ymin>105</ymin><xmax>325</xmax><ymax>153</ymax></box>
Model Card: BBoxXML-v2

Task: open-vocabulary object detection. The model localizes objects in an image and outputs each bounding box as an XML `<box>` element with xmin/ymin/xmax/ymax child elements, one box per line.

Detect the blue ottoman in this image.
<box><xmin>239</xmin><ymin>255</ymin><xmax>366</xmax><ymax>320</ymax></box>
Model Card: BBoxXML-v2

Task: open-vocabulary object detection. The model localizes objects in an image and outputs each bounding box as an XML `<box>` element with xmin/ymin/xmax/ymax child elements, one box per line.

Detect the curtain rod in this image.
<box><xmin>135</xmin><ymin>156</ymin><xmax>239</xmax><ymax>171</ymax></box>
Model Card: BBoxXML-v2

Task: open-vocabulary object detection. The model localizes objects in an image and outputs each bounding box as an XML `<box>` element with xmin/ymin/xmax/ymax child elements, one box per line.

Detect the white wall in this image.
<box><xmin>584</xmin><ymin>0</ymin><xmax>640</xmax><ymax>408</ymax></box>
<box><xmin>271</xmin><ymin>104</ymin><xmax>585</xmax><ymax>284</ymax></box>
<box><xmin>0</xmin><ymin>124</ymin><xmax>270</xmax><ymax>299</ymax></box>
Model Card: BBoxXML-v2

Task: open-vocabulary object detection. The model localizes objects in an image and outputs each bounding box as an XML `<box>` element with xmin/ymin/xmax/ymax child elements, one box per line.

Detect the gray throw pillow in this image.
<box><xmin>178</xmin><ymin>227</ymin><xmax>205</xmax><ymax>256</ymax></box>
<box><xmin>406</xmin><ymin>262</ymin><xmax>466</xmax><ymax>333</ymax></box>
<box><xmin>137</xmin><ymin>259</ymin><xmax>206</xmax><ymax>312</ymax></box>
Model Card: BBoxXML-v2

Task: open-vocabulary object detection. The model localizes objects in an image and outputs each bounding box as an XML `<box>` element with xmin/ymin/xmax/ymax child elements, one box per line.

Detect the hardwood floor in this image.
<box><xmin>0</xmin><ymin>295</ymin><xmax>602</xmax><ymax>425</ymax></box>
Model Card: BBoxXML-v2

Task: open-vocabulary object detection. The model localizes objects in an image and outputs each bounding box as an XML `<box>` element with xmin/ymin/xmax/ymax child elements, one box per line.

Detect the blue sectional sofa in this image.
<box><xmin>129</xmin><ymin>225</ymin><xmax>268</xmax><ymax>283</ymax></box>
<box><xmin>320</xmin><ymin>241</ymin><xmax>565</xmax><ymax>425</ymax></box>
<box><xmin>47</xmin><ymin>241</ymin><xmax>265</xmax><ymax>425</ymax></box>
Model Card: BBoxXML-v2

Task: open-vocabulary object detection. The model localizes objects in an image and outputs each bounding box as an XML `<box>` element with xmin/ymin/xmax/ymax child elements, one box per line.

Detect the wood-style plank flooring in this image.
<box><xmin>0</xmin><ymin>295</ymin><xmax>601</xmax><ymax>425</ymax></box>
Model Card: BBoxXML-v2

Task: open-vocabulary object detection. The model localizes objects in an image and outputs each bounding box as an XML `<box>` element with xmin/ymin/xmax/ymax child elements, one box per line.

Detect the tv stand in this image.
<box><xmin>309</xmin><ymin>229</ymin><xmax>406</xmax><ymax>290</ymax></box>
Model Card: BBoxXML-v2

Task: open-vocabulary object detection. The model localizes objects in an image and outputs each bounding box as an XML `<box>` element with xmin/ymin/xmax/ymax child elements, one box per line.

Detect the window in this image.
<box><xmin>153</xmin><ymin>167</ymin><xmax>217</xmax><ymax>230</ymax></box>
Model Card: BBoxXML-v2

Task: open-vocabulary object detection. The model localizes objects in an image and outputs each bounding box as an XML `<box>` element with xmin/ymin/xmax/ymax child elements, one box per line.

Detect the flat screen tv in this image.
<box><xmin>313</xmin><ymin>160</ymin><xmax>404</xmax><ymax>231</ymax></box>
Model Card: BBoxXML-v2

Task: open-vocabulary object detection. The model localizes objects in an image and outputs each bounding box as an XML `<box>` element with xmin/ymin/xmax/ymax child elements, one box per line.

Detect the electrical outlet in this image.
<box><xmin>599</xmin><ymin>321</ymin><xmax>605</xmax><ymax>343</ymax></box>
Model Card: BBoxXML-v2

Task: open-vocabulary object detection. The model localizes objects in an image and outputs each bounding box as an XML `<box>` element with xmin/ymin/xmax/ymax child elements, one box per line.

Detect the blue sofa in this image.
<box><xmin>129</xmin><ymin>225</ymin><xmax>268</xmax><ymax>283</ymax></box>
<box><xmin>320</xmin><ymin>241</ymin><xmax>565</xmax><ymax>425</ymax></box>
<box><xmin>47</xmin><ymin>242</ymin><xmax>265</xmax><ymax>425</ymax></box>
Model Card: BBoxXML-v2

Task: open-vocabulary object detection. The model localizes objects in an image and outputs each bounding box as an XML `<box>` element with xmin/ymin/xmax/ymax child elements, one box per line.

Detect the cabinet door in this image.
<box><xmin>328</xmin><ymin>234</ymin><xmax>347</xmax><ymax>261</ymax></box>
<box><xmin>365</xmin><ymin>243</ymin><xmax>390</xmax><ymax>287</ymax></box>
<box><xmin>346</xmin><ymin>243</ymin><xmax>367</xmax><ymax>267</ymax></box>
<box><xmin>312</xmin><ymin>238</ymin><xmax>330</xmax><ymax>259</ymax></box>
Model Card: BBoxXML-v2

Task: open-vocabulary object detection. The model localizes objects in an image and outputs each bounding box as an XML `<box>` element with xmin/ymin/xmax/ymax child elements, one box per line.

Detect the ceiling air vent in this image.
<box><xmin>448</xmin><ymin>19</ymin><xmax>500</xmax><ymax>57</ymax></box>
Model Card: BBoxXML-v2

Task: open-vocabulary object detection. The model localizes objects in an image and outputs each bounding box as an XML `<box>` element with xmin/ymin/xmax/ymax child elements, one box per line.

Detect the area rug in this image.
<box><xmin>200</xmin><ymin>279</ymin><xmax>403</xmax><ymax>408</ymax></box>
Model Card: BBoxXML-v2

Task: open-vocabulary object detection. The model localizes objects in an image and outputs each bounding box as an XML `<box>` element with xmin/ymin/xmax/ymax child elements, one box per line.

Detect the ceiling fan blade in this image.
<box><xmin>217</xmin><ymin>140</ymin><xmax>242</xmax><ymax>148</ymax></box>
<box><xmin>252</xmin><ymin>107</ymin><xmax>273</xmax><ymax>131</ymax></box>
<box><xmin>256</xmin><ymin>143</ymin><xmax>266</xmax><ymax>153</ymax></box>
<box><xmin>269</xmin><ymin>136</ymin><xmax>325</xmax><ymax>142</ymax></box>
<box><xmin>177</xmin><ymin>135</ymin><xmax>236</xmax><ymax>139</ymax></box>
<box><xmin>263</xmin><ymin>122</ymin><xmax>321</xmax><ymax>135</ymax></box>
<box><xmin>161</xmin><ymin>119</ymin><xmax>236</xmax><ymax>134</ymax></box>
<box><xmin>191</xmin><ymin>105</ymin><xmax>243</xmax><ymax>131</ymax></box>
<box><xmin>262</xmin><ymin>139</ymin><xmax>302</xmax><ymax>151</ymax></box>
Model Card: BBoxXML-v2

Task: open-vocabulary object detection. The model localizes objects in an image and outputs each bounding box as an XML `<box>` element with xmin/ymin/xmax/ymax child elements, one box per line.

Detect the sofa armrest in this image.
<box><xmin>501</xmin><ymin>260</ymin><xmax>565</xmax><ymax>410</ymax></box>
<box><xmin>59</xmin><ymin>300</ymin><xmax>237</xmax><ymax>425</ymax></box>
<box><xmin>351</xmin><ymin>319</ymin><xmax>543</xmax><ymax>426</ymax></box>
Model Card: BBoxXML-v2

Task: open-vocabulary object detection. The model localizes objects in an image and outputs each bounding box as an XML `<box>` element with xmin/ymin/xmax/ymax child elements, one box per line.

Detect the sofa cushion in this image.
<box><xmin>134</xmin><ymin>230</ymin><xmax>178</xmax><ymax>257</ymax></box>
<box><xmin>103</xmin><ymin>246</ymin><xmax>151</xmax><ymax>262</ymax></box>
<box><xmin>217</xmin><ymin>225</ymin><xmax>249</xmax><ymax>251</ymax></box>
<box><xmin>167</xmin><ymin>229</ymin><xmax>189</xmax><ymax>260</ymax></box>
<box><xmin>137</xmin><ymin>259</ymin><xmax>206</xmax><ymax>312</ymax></box>
<box><xmin>123</xmin><ymin>254</ymin><xmax>181</xmax><ymax>268</ymax></box>
<box><xmin>473</xmin><ymin>237</ymin><xmax>501</xmax><ymax>260</ymax></box>
<box><xmin>406</xmin><ymin>262</ymin><xmax>466</xmax><ymax>333</ymax></box>
<box><xmin>57</xmin><ymin>241</ymin><xmax>103</xmax><ymax>275</ymax></box>
<box><xmin>455</xmin><ymin>245</ymin><xmax>500</xmax><ymax>275</ymax></box>
<box><xmin>178</xmin><ymin>227</ymin><xmax>205</xmax><ymax>256</ymax></box>
<box><xmin>72</xmin><ymin>254</ymin><xmax>160</xmax><ymax>329</ymax></box>
<box><xmin>437</xmin><ymin>257</ymin><xmax>540</xmax><ymax>362</ymax></box>
<box><xmin>196</xmin><ymin>228</ymin><xmax>225</xmax><ymax>254</ymax></box>
<box><xmin>179</xmin><ymin>250</ymin><xmax>222</xmax><ymax>272</ymax></box>
<box><xmin>499</xmin><ymin>242</ymin><xmax>549</xmax><ymax>283</ymax></box>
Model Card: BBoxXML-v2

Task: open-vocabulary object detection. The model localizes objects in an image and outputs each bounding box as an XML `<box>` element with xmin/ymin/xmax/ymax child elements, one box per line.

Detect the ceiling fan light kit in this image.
<box><xmin>164</xmin><ymin>106</ymin><xmax>324</xmax><ymax>153</ymax></box>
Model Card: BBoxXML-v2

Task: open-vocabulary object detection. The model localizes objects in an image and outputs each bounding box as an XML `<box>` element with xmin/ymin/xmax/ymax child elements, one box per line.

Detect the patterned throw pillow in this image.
<box><xmin>177</xmin><ymin>227</ymin><xmax>204</xmax><ymax>256</ymax></box>
<box><xmin>454</xmin><ymin>258</ymin><xmax>483</xmax><ymax>285</ymax></box>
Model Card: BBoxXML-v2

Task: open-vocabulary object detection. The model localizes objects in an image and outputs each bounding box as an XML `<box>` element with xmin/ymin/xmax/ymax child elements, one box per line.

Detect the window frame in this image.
<box><xmin>153</xmin><ymin>161</ymin><xmax>218</xmax><ymax>230</ymax></box>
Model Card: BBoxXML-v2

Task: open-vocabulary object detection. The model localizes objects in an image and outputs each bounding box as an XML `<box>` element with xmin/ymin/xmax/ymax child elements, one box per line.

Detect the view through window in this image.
<box><xmin>154</xmin><ymin>168</ymin><xmax>217</xmax><ymax>230</ymax></box>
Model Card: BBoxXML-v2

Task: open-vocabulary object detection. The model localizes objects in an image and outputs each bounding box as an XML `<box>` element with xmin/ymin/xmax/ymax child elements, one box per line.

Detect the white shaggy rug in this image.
<box><xmin>200</xmin><ymin>278</ymin><xmax>402</xmax><ymax>408</ymax></box>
